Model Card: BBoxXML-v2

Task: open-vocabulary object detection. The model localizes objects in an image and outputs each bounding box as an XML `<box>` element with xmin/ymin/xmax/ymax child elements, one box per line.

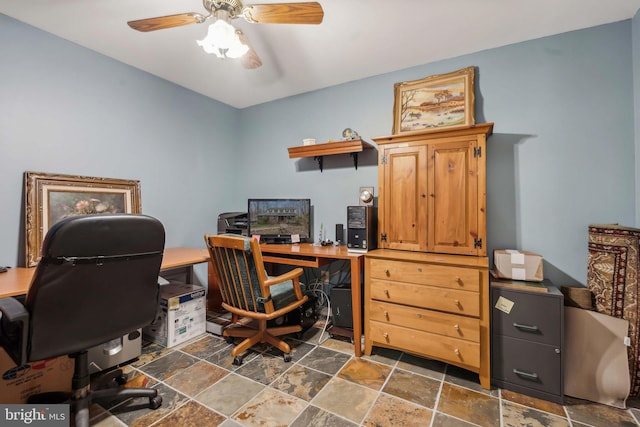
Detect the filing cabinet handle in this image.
<box><xmin>513</xmin><ymin>368</ymin><xmax>539</xmax><ymax>381</ymax></box>
<box><xmin>513</xmin><ymin>322</ymin><xmax>539</xmax><ymax>332</ymax></box>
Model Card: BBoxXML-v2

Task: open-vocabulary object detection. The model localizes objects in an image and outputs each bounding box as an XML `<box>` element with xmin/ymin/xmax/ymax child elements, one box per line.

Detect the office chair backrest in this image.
<box><xmin>25</xmin><ymin>214</ymin><xmax>165</xmax><ymax>362</ymax></box>
<box><xmin>206</xmin><ymin>235</ymin><xmax>274</xmax><ymax>314</ymax></box>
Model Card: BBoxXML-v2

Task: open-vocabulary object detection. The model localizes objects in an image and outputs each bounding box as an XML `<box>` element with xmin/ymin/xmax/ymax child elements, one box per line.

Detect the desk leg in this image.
<box><xmin>350</xmin><ymin>257</ymin><xmax>363</xmax><ymax>357</ymax></box>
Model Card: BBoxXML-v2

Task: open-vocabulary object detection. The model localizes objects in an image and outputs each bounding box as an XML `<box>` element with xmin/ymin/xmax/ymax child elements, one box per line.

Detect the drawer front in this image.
<box><xmin>369</xmin><ymin>321</ymin><xmax>480</xmax><ymax>369</ymax></box>
<box><xmin>370</xmin><ymin>279</ymin><xmax>479</xmax><ymax>317</ymax></box>
<box><xmin>491</xmin><ymin>287</ymin><xmax>562</xmax><ymax>345</ymax></box>
<box><xmin>369</xmin><ymin>259</ymin><xmax>479</xmax><ymax>291</ymax></box>
<box><xmin>369</xmin><ymin>300</ymin><xmax>480</xmax><ymax>342</ymax></box>
<box><xmin>492</xmin><ymin>336</ymin><xmax>561</xmax><ymax>395</ymax></box>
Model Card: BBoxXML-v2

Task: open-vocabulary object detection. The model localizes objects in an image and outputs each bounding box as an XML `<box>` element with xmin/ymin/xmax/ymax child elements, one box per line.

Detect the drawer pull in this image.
<box><xmin>384</xmin><ymin>311</ymin><xmax>389</xmax><ymax>320</ymax></box>
<box><xmin>455</xmin><ymin>277</ymin><xmax>463</xmax><ymax>286</ymax></box>
<box><xmin>454</xmin><ymin>300</ymin><xmax>461</xmax><ymax>307</ymax></box>
<box><xmin>513</xmin><ymin>322</ymin><xmax>539</xmax><ymax>333</ymax></box>
<box><xmin>383</xmin><ymin>332</ymin><xmax>389</xmax><ymax>342</ymax></box>
<box><xmin>453</xmin><ymin>324</ymin><xmax>460</xmax><ymax>331</ymax></box>
<box><xmin>513</xmin><ymin>368</ymin><xmax>539</xmax><ymax>381</ymax></box>
<box><xmin>384</xmin><ymin>289</ymin><xmax>390</xmax><ymax>297</ymax></box>
<box><xmin>384</xmin><ymin>269</ymin><xmax>390</xmax><ymax>277</ymax></box>
<box><xmin>454</xmin><ymin>349</ymin><xmax>460</xmax><ymax>356</ymax></box>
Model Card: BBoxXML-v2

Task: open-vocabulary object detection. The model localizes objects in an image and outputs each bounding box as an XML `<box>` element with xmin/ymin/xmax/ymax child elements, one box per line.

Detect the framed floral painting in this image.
<box><xmin>392</xmin><ymin>66</ymin><xmax>475</xmax><ymax>135</ymax></box>
<box><xmin>24</xmin><ymin>171</ymin><xmax>141</xmax><ymax>267</ymax></box>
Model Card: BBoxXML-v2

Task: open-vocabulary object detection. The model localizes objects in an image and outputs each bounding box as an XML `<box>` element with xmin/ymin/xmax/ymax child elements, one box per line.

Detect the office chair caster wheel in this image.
<box><xmin>233</xmin><ymin>356</ymin><xmax>243</xmax><ymax>366</ymax></box>
<box><xmin>149</xmin><ymin>395</ymin><xmax>162</xmax><ymax>410</ymax></box>
<box><xmin>115</xmin><ymin>374</ymin><xmax>128</xmax><ymax>386</ymax></box>
<box><xmin>283</xmin><ymin>354</ymin><xmax>292</xmax><ymax>363</ymax></box>
<box><xmin>225</xmin><ymin>336</ymin><xmax>235</xmax><ymax>344</ymax></box>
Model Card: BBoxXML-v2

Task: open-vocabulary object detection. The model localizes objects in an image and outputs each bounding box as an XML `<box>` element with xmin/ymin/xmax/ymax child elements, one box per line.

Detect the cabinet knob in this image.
<box><xmin>453</xmin><ymin>324</ymin><xmax>460</xmax><ymax>331</ymax></box>
<box><xmin>384</xmin><ymin>311</ymin><xmax>389</xmax><ymax>320</ymax></box>
<box><xmin>454</xmin><ymin>300</ymin><xmax>461</xmax><ymax>307</ymax></box>
<box><xmin>455</xmin><ymin>277</ymin><xmax>463</xmax><ymax>286</ymax></box>
<box><xmin>384</xmin><ymin>289</ymin><xmax>390</xmax><ymax>297</ymax></box>
<box><xmin>383</xmin><ymin>332</ymin><xmax>389</xmax><ymax>341</ymax></box>
<box><xmin>384</xmin><ymin>269</ymin><xmax>390</xmax><ymax>277</ymax></box>
<box><xmin>454</xmin><ymin>349</ymin><xmax>460</xmax><ymax>356</ymax></box>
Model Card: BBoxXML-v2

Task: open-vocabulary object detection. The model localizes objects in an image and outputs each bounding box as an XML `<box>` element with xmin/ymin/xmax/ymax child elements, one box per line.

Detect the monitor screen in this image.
<box><xmin>247</xmin><ymin>198</ymin><xmax>311</xmax><ymax>243</ymax></box>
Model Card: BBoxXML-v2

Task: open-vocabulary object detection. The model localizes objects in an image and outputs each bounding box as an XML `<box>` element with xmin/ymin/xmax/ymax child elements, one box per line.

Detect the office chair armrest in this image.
<box><xmin>264</xmin><ymin>267</ymin><xmax>304</xmax><ymax>287</ymax></box>
<box><xmin>0</xmin><ymin>297</ymin><xmax>29</xmax><ymax>366</ymax></box>
<box><xmin>264</xmin><ymin>267</ymin><xmax>305</xmax><ymax>300</ymax></box>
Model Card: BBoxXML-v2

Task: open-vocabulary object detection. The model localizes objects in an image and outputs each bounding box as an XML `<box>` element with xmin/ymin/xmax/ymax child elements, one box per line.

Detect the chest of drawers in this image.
<box><xmin>364</xmin><ymin>249</ymin><xmax>490</xmax><ymax>389</ymax></box>
<box><xmin>491</xmin><ymin>279</ymin><xmax>564</xmax><ymax>403</ymax></box>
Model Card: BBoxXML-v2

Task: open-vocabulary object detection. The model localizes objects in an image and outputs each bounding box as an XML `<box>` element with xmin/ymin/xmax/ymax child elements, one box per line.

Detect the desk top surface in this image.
<box><xmin>259</xmin><ymin>243</ymin><xmax>364</xmax><ymax>260</ymax></box>
<box><xmin>0</xmin><ymin>247</ymin><xmax>209</xmax><ymax>298</ymax></box>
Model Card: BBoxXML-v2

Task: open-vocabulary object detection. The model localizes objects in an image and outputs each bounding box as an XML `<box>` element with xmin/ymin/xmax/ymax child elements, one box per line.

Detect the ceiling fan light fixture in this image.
<box><xmin>196</xmin><ymin>17</ymin><xmax>248</xmax><ymax>59</ymax></box>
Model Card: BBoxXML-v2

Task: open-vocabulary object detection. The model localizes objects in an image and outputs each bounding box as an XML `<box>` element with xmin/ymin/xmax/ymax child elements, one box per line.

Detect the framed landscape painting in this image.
<box><xmin>393</xmin><ymin>66</ymin><xmax>476</xmax><ymax>135</ymax></box>
<box><xmin>24</xmin><ymin>171</ymin><xmax>141</xmax><ymax>267</ymax></box>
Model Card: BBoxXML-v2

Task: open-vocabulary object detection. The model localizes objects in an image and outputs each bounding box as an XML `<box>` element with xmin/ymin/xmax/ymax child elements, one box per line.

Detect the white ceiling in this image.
<box><xmin>2</xmin><ymin>0</ymin><xmax>640</xmax><ymax>109</ymax></box>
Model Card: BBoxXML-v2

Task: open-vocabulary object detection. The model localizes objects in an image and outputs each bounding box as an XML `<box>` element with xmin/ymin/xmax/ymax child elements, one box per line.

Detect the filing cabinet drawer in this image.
<box><xmin>369</xmin><ymin>259</ymin><xmax>480</xmax><ymax>291</ymax></box>
<box><xmin>370</xmin><ymin>279</ymin><xmax>479</xmax><ymax>316</ymax></box>
<box><xmin>492</xmin><ymin>286</ymin><xmax>562</xmax><ymax>346</ymax></box>
<box><xmin>492</xmin><ymin>335</ymin><xmax>562</xmax><ymax>396</ymax></box>
<box><xmin>369</xmin><ymin>320</ymin><xmax>480</xmax><ymax>369</ymax></box>
<box><xmin>369</xmin><ymin>300</ymin><xmax>480</xmax><ymax>342</ymax></box>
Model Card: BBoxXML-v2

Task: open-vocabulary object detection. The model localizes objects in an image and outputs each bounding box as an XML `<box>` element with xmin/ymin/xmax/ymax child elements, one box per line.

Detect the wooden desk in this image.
<box><xmin>0</xmin><ymin>247</ymin><xmax>209</xmax><ymax>299</ymax></box>
<box><xmin>260</xmin><ymin>243</ymin><xmax>365</xmax><ymax>357</ymax></box>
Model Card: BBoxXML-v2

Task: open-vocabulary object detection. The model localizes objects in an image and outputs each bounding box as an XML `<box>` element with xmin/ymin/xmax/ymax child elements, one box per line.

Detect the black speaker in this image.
<box><xmin>347</xmin><ymin>206</ymin><xmax>377</xmax><ymax>252</ymax></box>
<box><xmin>335</xmin><ymin>223</ymin><xmax>344</xmax><ymax>245</ymax></box>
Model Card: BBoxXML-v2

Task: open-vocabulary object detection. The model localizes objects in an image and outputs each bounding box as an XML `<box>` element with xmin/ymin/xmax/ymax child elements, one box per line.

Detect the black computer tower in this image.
<box><xmin>330</xmin><ymin>285</ymin><xmax>354</xmax><ymax>328</ymax></box>
<box><xmin>346</xmin><ymin>206</ymin><xmax>377</xmax><ymax>252</ymax></box>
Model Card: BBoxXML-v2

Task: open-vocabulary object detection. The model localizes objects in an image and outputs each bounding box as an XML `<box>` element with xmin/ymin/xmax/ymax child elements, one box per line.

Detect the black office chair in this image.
<box><xmin>0</xmin><ymin>214</ymin><xmax>165</xmax><ymax>427</ymax></box>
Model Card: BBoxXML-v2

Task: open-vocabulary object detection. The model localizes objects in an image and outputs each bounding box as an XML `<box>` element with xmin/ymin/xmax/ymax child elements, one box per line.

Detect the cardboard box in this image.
<box><xmin>143</xmin><ymin>284</ymin><xmax>207</xmax><ymax>348</ymax></box>
<box><xmin>205</xmin><ymin>311</ymin><xmax>232</xmax><ymax>336</ymax></box>
<box><xmin>493</xmin><ymin>249</ymin><xmax>544</xmax><ymax>282</ymax></box>
<box><xmin>0</xmin><ymin>348</ymin><xmax>73</xmax><ymax>404</ymax></box>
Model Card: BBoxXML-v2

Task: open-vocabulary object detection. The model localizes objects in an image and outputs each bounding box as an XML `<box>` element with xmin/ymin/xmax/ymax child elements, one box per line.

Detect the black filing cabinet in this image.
<box><xmin>491</xmin><ymin>279</ymin><xmax>564</xmax><ymax>404</ymax></box>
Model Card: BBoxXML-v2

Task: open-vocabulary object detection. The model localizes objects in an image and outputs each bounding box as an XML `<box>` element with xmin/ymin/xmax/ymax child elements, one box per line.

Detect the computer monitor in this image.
<box><xmin>247</xmin><ymin>198</ymin><xmax>311</xmax><ymax>244</ymax></box>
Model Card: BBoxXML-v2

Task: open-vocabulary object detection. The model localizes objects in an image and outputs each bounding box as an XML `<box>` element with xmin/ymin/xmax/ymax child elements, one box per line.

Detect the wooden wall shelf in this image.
<box><xmin>287</xmin><ymin>139</ymin><xmax>375</xmax><ymax>172</ymax></box>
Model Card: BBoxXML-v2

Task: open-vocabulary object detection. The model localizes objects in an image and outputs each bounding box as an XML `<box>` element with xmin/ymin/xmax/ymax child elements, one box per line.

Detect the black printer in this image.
<box><xmin>217</xmin><ymin>212</ymin><xmax>248</xmax><ymax>235</ymax></box>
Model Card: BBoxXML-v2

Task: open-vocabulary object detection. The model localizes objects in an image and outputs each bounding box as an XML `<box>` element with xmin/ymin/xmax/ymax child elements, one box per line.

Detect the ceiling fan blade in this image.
<box><xmin>127</xmin><ymin>13</ymin><xmax>205</xmax><ymax>32</ymax></box>
<box><xmin>237</xmin><ymin>30</ymin><xmax>262</xmax><ymax>69</ymax></box>
<box><xmin>242</xmin><ymin>2</ymin><xmax>324</xmax><ymax>25</ymax></box>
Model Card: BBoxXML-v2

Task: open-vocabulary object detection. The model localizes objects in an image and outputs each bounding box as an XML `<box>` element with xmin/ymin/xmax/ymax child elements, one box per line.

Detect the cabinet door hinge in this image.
<box><xmin>474</xmin><ymin>147</ymin><xmax>482</xmax><ymax>158</ymax></box>
<box><xmin>381</xmin><ymin>155</ymin><xmax>388</xmax><ymax>164</ymax></box>
<box><xmin>381</xmin><ymin>233</ymin><xmax>387</xmax><ymax>242</ymax></box>
<box><xmin>474</xmin><ymin>238</ymin><xmax>483</xmax><ymax>248</ymax></box>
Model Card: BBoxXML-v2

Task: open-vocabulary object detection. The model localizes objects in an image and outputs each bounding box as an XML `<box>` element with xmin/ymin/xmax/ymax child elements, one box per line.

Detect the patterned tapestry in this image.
<box><xmin>588</xmin><ymin>224</ymin><xmax>640</xmax><ymax>397</ymax></box>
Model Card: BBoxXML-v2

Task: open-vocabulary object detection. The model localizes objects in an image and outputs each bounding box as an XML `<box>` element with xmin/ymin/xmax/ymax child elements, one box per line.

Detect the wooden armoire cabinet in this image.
<box><xmin>375</xmin><ymin>123</ymin><xmax>493</xmax><ymax>255</ymax></box>
<box><xmin>364</xmin><ymin>123</ymin><xmax>493</xmax><ymax>389</ymax></box>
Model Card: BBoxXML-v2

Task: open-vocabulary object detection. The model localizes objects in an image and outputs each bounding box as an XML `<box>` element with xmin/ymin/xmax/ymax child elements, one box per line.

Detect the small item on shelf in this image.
<box><xmin>342</xmin><ymin>128</ymin><xmax>359</xmax><ymax>140</ymax></box>
<box><xmin>303</xmin><ymin>138</ymin><xmax>316</xmax><ymax>146</ymax></box>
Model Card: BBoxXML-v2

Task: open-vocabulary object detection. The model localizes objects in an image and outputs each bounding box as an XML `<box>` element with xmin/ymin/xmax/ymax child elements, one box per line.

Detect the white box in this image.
<box><xmin>143</xmin><ymin>284</ymin><xmax>207</xmax><ymax>348</ymax></box>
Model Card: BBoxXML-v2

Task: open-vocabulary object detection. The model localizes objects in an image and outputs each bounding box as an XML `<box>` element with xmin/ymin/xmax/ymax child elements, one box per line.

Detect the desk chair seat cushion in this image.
<box><xmin>269</xmin><ymin>279</ymin><xmax>306</xmax><ymax>310</ymax></box>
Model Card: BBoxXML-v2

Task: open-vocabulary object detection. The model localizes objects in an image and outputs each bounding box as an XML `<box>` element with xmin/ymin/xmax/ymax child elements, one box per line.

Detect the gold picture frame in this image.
<box><xmin>24</xmin><ymin>171</ymin><xmax>142</xmax><ymax>267</ymax></box>
<box><xmin>393</xmin><ymin>66</ymin><xmax>475</xmax><ymax>135</ymax></box>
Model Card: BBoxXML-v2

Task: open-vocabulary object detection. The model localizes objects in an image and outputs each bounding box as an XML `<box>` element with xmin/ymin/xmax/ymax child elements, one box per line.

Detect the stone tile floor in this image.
<box><xmin>86</xmin><ymin>324</ymin><xmax>640</xmax><ymax>427</ymax></box>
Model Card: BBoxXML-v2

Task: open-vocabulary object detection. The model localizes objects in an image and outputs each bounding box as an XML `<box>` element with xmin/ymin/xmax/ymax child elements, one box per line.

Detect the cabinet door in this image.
<box><xmin>379</xmin><ymin>145</ymin><xmax>428</xmax><ymax>251</ymax></box>
<box><xmin>428</xmin><ymin>139</ymin><xmax>482</xmax><ymax>255</ymax></box>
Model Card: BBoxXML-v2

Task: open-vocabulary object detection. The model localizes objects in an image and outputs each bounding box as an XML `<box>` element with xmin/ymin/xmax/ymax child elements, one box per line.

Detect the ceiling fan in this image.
<box><xmin>128</xmin><ymin>1</ymin><xmax>324</xmax><ymax>69</ymax></box>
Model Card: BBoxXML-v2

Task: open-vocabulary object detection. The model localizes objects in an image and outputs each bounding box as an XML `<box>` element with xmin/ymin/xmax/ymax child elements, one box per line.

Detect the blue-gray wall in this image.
<box><xmin>1</xmin><ymin>13</ymin><xmax>638</xmax><ymax>287</ymax></box>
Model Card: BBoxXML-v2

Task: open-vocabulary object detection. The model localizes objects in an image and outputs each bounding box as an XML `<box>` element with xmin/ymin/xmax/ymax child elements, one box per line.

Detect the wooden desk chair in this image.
<box><xmin>204</xmin><ymin>234</ymin><xmax>308</xmax><ymax>365</ymax></box>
